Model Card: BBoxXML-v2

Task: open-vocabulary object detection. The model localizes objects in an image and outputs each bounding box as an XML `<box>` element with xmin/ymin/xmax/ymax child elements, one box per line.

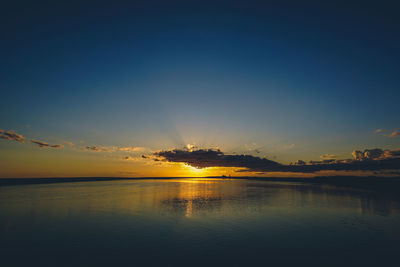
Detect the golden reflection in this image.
<box><xmin>185</xmin><ymin>200</ymin><xmax>193</xmax><ymax>217</ymax></box>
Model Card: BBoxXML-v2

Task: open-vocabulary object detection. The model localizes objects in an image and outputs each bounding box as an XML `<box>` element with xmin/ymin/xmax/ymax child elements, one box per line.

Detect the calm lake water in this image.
<box><xmin>1</xmin><ymin>178</ymin><xmax>400</xmax><ymax>266</ymax></box>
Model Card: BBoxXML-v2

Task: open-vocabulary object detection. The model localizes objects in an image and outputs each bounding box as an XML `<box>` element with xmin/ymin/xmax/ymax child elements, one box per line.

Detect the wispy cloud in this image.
<box><xmin>119</xmin><ymin>146</ymin><xmax>147</xmax><ymax>152</ymax></box>
<box><xmin>375</xmin><ymin>129</ymin><xmax>399</xmax><ymax>138</ymax></box>
<box><xmin>121</xmin><ymin>155</ymin><xmax>145</xmax><ymax>161</ymax></box>
<box><xmin>1</xmin><ymin>129</ymin><xmax>64</xmax><ymax>148</ymax></box>
<box><xmin>0</xmin><ymin>129</ymin><xmax>149</xmax><ymax>155</ymax></box>
<box><xmin>389</xmin><ymin>130</ymin><xmax>399</xmax><ymax>138</ymax></box>
<box><xmin>31</xmin><ymin>139</ymin><xmax>64</xmax><ymax>148</ymax></box>
<box><xmin>64</xmin><ymin>141</ymin><xmax>75</xmax><ymax>148</ymax></box>
<box><xmin>85</xmin><ymin>146</ymin><xmax>117</xmax><ymax>152</ymax></box>
<box><xmin>154</xmin><ymin>148</ymin><xmax>400</xmax><ymax>173</ymax></box>
<box><xmin>0</xmin><ymin>130</ymin><xmax>25</xmax><ymax>142</ymax></box>
<box><xmin>282</xmin><ymin>144</ymin><xmax>295</xmax><ymax>150</ymax></box>
<box><xmin>84</xmin><ymin>145</ymin><xmax>149</xmax><ymax>153</ymax></box>
<box><xmin>244</xmin><ymin>142</ymin><xmax>262</xmax><ymax>153</ymax></box>
<box><xmin>320</xmin><ymin>154</ymin><xmax>336</xmax><ymax>160</ymax></box>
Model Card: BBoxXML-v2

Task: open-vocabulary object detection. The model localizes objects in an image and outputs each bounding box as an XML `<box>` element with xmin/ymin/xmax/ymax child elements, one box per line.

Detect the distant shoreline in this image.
<box><xmin>0</xmin><ymin>176</ymin><xmax>399</xmax><ymax>193</ymax></box>
<box><xmin>0</xmin><ymin>177</ymin><xmax>174</xmax><ymax>186</ymax></box>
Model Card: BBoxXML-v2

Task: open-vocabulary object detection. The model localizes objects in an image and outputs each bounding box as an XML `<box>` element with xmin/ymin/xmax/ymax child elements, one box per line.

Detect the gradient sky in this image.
<box><xmin>1</xmin><ymin>0</ymin><xmax>399</xmax><ymax>177</ymax></box>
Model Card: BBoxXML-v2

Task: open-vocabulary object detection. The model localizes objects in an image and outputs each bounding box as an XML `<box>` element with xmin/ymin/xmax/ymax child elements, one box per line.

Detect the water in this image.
<box><xmin>1</xmin><ymin>178</ymin><xmax>399</xmax><ymax>266</ymax></box>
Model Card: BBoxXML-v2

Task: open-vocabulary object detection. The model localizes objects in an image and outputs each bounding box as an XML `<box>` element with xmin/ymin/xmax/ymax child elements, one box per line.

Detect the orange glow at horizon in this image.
<box><xmin>182</xmin><ymin>164</ymin><xmax>215</xmax><ymax>177</ymax></box>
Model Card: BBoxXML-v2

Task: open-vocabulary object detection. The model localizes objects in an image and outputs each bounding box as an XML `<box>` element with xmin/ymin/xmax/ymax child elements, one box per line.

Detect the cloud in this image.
<box><xmin>320</xmin><ymin>154</ymin><xmax>336</xmax><ymax>160</ymax></box>
<box><xmin>389</xmin><ymin>130</ymin><xmax>399</xmax><ymax>138</ymax></box>
<box><xmin>186</xmin><ymin>144</ymin><xmax>198</xmax><ymax>151</ymax></box>
<box><xmin>85</xmin><ymin>145</ymin><xmax>148</xmax><ymax>153</ymax></box>
<box><xmin>155</xmin><ymin>148</ymin><xmax>281</xmax><ymax>170</ymax></box>
<box><xmin>65</xmin><ymin>141</ymin><xmax>75</xmax><ymax>148</ymax></box>
<box><xmin>378</xmin><ymin>129</ymin><xmax>399</xmax><ymax>138</ymax></box>
<box><xmin>244</xmin><ymin>142</ymin><xmax>262</xmax><ymax>152</ymax></box>
<box><xmin>0</xmin><ymin>130</ymin><xmax>25</xmax><ymax>142</ymax></box>
<box><xmin>85</xmin><ymin>146</ymin><xmax>116</xmax><ymax>152</ymax></box>
<box><xmin>294</xmin><ymin>160</ymin><xmax>306</xmax><ymax>165</ymax></box>
<box><xmin>351</xmin><ymin>148</ymin><xmax>400</xmax><ymax>160</ymax></box>
<box><xmin>31</xmin><ymin>139</ymin><xmax>64</xmax><ymax>148</ymax></box>
<box><xmin>154</xmin><ymin>148</ymin><xmax>400</xmax><ymax>173</ymax></box>
<box><xmin>119</xmin><ymin>146</ymin><xmax>147</xmax><ymax>152</ymax></box>
<box><xmin>0</xmin><ymin>129</ymin><xmax>64</xmax><ymax>149</ymax></box>
<box><xmin>282</xmin><ymin>144</ymin><xmax>295</xmax><ymax>150</ymax></box>
<box><xmin>121</xmin><ymin>155</ymin><xmax>144</xmax><ymax>161</ymax></box>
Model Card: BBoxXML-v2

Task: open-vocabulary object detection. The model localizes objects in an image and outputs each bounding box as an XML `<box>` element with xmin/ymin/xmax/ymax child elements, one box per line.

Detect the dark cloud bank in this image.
<box><xmin>154</xmin><ymin>148</ymin><xmax>400</xmax><ymax>173</ymax></box>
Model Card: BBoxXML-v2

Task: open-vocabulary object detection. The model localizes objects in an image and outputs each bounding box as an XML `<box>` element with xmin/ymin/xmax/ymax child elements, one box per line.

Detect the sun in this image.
<box><xmin>183</xmin><ymin>164</ymin><xmax>208</xmax><ymax>177</ymax></box>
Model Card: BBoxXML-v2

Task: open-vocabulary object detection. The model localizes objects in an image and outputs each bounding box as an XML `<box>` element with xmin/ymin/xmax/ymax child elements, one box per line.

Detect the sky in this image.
<box><xmin>1</xmin><ymin>0</ymin><xmax>399</xmax><ymax>178</ymax></box>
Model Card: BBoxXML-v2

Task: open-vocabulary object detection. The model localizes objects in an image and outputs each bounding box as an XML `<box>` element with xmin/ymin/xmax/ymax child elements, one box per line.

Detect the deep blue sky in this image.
<box><xmin>1</xmin><ymin>0</ymin><xmax>399</xmax><ymax>166</ymax></box>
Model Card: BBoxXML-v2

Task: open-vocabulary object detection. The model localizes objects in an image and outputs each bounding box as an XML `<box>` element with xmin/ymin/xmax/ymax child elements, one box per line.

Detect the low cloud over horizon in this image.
<box><xmin>154</xmin><ymin>148</ymin><xmax>400</xmax><ymax>174</ymax></box>
<box><xmin>1</xmin><ymin>128</ymin><xmax>400</xmax><ymax>176</ymax></box>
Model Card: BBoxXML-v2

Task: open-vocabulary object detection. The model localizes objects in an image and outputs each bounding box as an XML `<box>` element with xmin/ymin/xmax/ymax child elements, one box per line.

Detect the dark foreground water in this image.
<box><xmin>1</xmin><ymin>178</ymin><xmax>400</xmax><ymax>267</ymax></box>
